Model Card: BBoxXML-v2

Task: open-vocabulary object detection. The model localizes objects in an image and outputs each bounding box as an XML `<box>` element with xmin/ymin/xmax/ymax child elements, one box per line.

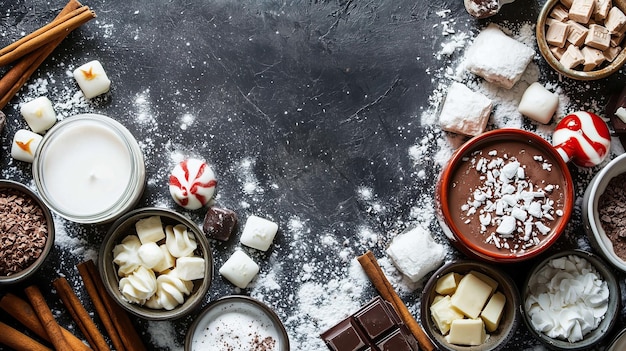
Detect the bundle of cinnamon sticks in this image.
<box><xmin>0</xmin><ymin>0</ymin><xmax>96</xmax><ymax>110</ymax></box>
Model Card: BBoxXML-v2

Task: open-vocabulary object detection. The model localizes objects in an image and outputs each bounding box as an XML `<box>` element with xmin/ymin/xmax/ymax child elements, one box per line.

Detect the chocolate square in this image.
<box><xmin>320</xmin><ymin>317</ymin><xmax>369</xmax><ymax>351</ymax></box>
<box><xmin>376</xmin><ymin>327</ymin><xmax>420</xmax><ymax>351</ymax></box>
<box><xmin>354</xmin><ymin>298</ymin><xmax>399</xmax><ymax>340</ymax></box>
<box><xmin>202</xmin><ymin>206</ymin><xmax>238</xmax><ymax>241</ymax></box>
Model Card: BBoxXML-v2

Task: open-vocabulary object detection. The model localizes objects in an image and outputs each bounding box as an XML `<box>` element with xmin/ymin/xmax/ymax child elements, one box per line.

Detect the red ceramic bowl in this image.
<box><xmin>436</xmin><ymin>129</ymin><xmax>574</xmax><ymax>263</ymax></box>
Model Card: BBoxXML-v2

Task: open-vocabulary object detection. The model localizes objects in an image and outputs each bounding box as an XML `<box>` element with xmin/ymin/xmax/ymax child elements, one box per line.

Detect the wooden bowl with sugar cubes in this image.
<box><xmin>537</xmin><ymin>0</ymin><xmax>626</xmax><ymax>80</ymax></box>
<box><xmin>98</xmin><ymin>207</ymin><xmax>213</xmax><ymax>320</ymax></box>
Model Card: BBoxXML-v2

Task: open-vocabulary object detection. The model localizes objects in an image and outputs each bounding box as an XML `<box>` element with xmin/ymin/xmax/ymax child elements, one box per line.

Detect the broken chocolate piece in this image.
<box><xmin>320</xmin><ymin>296</ymin><xmax>419</xmax><ymax>351</ymax></box>
<box><xmin>202</xmin><ymin>206</ymin><xmax>238</xmax><ymax>241</ymax></box>
<box><xmin>464</xmin><ymin>0</ymin><xmax>514</xmax><ymax>19</ymax></box>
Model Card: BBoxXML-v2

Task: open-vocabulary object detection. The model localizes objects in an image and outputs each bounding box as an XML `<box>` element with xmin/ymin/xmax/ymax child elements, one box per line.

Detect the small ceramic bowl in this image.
<box><xmin>521</xmin><ymin>250</ymin><xmax>620</xmax><ymax>350</ymax></box>
<box><xmin>98</xmin><ymin>207</ymin><xmax>213</xmax><ymax>320</ymax></box>
<box><xmin>0</xmin><ymin>180</ymin><xmax>55</xmax><ymax>285</ymax></box>
<box><xmin>420</xmin><ymin>260</ymin><xmax>521</xmax><ymax>351</ymax></box>
<box><xmin>583</xmin><ymin>153</ymin><xmax>626</xmax><ymax>273</ymax></box>
<box><xmin>185</xmin><ymin>295</ymin><xmax>290</xmax><ymax>351</ymax></box>
<box><xmin>536</xmin><ymin>0</ymin><xmax>626</xmax><ymax>80</ymax></box>
<box><xmin>435</xmin><ymin>129</ymin><xmax>574</xmax><ymax>263</ymax></box>
<box><xmin>606</xmin><ymin>327</ymin><xmax>626</xmax><ymax>351</ymax></box>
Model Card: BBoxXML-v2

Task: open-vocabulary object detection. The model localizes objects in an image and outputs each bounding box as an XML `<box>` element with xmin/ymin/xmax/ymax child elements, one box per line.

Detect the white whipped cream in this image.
<box><xmin>165</xmin><ymin>224</ymin><xmax>197</xmax><ymax>258</ymax></box>
<box><xmin>525</xmin><ymin>255</ymin><xmax>609</xmax><ymax>342</ymax></box>
<box><xmin>119</xmin><ymin>265</ymin><xmax>157</xmax><ymax>304</ymax></box>
<box><xmin>113</xmin><ymin>235</ymin><xmax>142</xmax><ymax>276</ymax></box>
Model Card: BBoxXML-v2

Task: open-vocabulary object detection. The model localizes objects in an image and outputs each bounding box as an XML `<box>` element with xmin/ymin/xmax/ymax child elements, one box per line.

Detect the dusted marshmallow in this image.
<box><xmin>20</xmin><ymin>96</ymin><xmax>57</xmax><ymax>133</ymax></box>
<box><xmin>73</xmin><ymin>60</ymin><xmax>111</xmax><ymax>99</ymax></box>
<box><xmin>240</xmin><ymin>215</ymin><xmax>278</xmax><ymax>251</ymax></box>
<box><xmin>439</xmin><ymin>82</ymin><xmax>492</xmax><ymax>137</ymax></box>
<box><xmin>386</xmin><ymin>226</ymin><xmax>446</xmax><ymax>283</ymax></box>
<box><xmin>135</xmin><ymin>215</ymin><xmax>165</xmax><ymax>244</ymax></box>
<box><xmin>464</xmin><ymin>24</ymin><xmax>535</xmax><ymax>89</ymax></box>
<box><xmin>219</xmin><ymin>250</ymin><xmax>259</xmax><ymax>288</ymax></box>
<box><xmin>518</xmin><ymin>82</ymin><xmax>559</xmax><ymax>124</ymax></box>
<box><xmin>11</xmin><ymin>129</ymin><xmax>43</xmax><ymax>163</ymax></box>
<box><xmin>176</xmin><ymin>256</ymin><xmax>205</xmax><ymax>281</ymax></box>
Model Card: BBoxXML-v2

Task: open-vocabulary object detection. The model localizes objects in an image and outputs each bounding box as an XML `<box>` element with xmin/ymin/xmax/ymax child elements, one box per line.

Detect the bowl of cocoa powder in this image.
<box><xmin>0</xmin><ymin>180</ymin><xmax>55</xmax><ymax>285</ymax></box>
<box><xmin>583</xmin><ymin>153</ymin><xmax>626</xmax><ymax>273</ymax></box>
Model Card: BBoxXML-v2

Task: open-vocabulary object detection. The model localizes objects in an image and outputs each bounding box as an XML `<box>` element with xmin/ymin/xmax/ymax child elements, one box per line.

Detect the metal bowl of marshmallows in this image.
<box><xmin>98</xmin><ymin>207</ymin><xmax>213</xmax><ymax>320</ymax></box>
<box><xmin>536</xmin><ymin>0</ymin><xmax>626</xmax><ymax>80</ymax></box>
<box><xmin>420</xmin><ymin>260</ymin><xmax>521</xmax><ymax>351</ymax></box>
<box><xmin>521</xmin><ymin>250</ymin><xmax>620</xmax><ymax>350</ymax></box>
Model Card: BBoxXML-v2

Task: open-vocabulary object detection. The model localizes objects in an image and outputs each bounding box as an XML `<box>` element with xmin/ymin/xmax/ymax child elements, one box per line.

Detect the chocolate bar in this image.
<box><xmin>320</xmin><ymin>296</ymin><xmax>420</xmax><ymax>351</ymax></box>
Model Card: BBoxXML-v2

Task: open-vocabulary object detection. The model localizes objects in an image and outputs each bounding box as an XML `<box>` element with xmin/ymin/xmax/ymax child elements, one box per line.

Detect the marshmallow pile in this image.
<box><xmin>525</xmin><ymin>254</ymin><xmax>609</xmax><ymax>342</ymax></box>
<box><xmin>460</xmin><ymin>150</ymin><xmax>563</xmax><ymax>252</ymax></box>
<box><xmin>112</xmin><ymin>215</ymin><xmax>205</xmax><ymax>310</ymax></box>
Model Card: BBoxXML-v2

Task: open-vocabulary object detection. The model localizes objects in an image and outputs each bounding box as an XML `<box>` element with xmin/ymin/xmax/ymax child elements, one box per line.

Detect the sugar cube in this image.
<box><xmin>240</xmin><ymin>215</ymin><xmax>278</xmax><ymax>251</ymax></box>
<box><xmin>518</xmin><ymin>82</ymin><xmax>559</xmax><ymax>124</ymax></box>
<box><xmin>135</xmin><ymin>216</ymin><xmax>165</xmax><ymax>244</ymax></box>
<box><xmin>20</xmin><ymin>96</ymin><xmax>57</xmax><ymax>133</ymax></box>
<box><xmin>73</xmin><ymin>60</ymin><xmax>111</xmax><ymax>99</ymax></box>
<box><xmin>11</xmin><ymin>129</ymin><xmax>43</xmax><ymax>163</ymax></box>
<box><xmin>219</xmin><ymin>250</ymin><xmax>259</xmax><ymax>288</ymax></box>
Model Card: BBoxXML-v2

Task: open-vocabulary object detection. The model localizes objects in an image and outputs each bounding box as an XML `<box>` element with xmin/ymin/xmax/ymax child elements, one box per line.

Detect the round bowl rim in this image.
<box><xmin>98</xmin><ymin>206</ymin><xmax>213</xmax><ymax>320</ymax></box>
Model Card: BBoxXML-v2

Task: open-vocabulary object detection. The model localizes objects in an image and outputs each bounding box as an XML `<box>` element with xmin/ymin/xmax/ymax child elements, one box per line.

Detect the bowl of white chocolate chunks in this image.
<box><xmin>98</xmin><ymin>207</ymin><xmax>213</xmax><ymax>320</ymax></box>
<box><xmin>420</xmin><ymin>260</ymin><xmax>521</xmax><ymax>351</ymax></box>
<box><xmin>536</xmin><ymin>0</ymin><xmax>626</xmax><ymax>80</ymax></box>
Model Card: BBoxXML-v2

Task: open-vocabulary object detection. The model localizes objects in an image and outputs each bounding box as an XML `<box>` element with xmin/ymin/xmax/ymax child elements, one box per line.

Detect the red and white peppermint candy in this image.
<box><xmin>552</xmin><ymin>111</ymin><xmax>611</xmax><ymax>167</ymax></box>
<box><xmin>169</xmin><ymin>159</ymin><xmax>217</xmax><ymax>210</ymax></box>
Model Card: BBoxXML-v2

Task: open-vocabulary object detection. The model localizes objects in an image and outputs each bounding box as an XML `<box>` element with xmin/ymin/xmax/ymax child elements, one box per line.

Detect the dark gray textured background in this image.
<box><xmin>1</xmin><ymin>0</ymin><xmax>625</xmax><ymax>350</ymax></box>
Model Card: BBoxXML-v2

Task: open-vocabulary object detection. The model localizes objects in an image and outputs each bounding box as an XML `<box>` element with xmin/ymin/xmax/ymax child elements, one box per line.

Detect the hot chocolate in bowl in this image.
<box><xmin>436</xmin><ymin>129</ymin><xmax>575</xmax><ymax>263</ymax></box>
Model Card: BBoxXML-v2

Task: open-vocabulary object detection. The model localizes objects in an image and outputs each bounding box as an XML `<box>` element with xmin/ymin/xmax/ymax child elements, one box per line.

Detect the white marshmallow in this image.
<box><xmin>518</xmin><ymin>82</ymin><xmax>559</xmax><ymax>124</ymax></box>
<box><xmin>219</xmin><ymin>250</ymin><xmax>259</xmax><ymax>288</ymax></box>
<box><xmin>439</xmin><ymin>82</ymin><xmax>493</xmax><ymax>137</ymax></box>
<box><xmin>176</xmin><ymin>256</ymin><xmax>205</xmax><ymax>281</ymax></box>
<box><xmin>240</xmin><ymin>215</ymin><xmax>278</xmax><ymax>251</ymax></box>
<box><xmin>73</xmin><ymin>60</ymin><xmax>111</xmax><ymax>99</ymax></box>
<box><xmin>135</xmin><ymin>215</ymin><xmax>165</xmax><ymax>244</ymax></box>
<box><xmin>20</xmin><ymin>96</ymin><xmax>57</xmax><ymax>133</ymax></box>
<box><xmin>386</xmin><ymin>226</ymin><xmax>446</xmax><ymax>282</ymax></box>
<box><xmin>137</xmin><ymin>242</ymin><xmax>164</xmax><ymax>269</ymax></box>
<box><xmin>11</xmin><ymin>129</ymin><xmax>43</xmax><ymax>163</ymax></box>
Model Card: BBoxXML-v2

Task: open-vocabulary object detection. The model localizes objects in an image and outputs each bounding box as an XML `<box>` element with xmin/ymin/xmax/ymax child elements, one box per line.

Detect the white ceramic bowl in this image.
<box><xmin>583</xmin><ymin>153</ymin><xmax>626</xmax><ymax>273</ymax></box>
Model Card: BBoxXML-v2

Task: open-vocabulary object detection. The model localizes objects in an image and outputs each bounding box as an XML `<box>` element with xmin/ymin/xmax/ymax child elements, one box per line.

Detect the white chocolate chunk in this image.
<box><xmin>569</xmin><ymin>0</ymin><xmax>595</xmax><ymax>23</ymax></box>
<box><xmin>594</xmin><ymin>0</ymin><xmax>611</xmax><ymax>21</ymax></box>
<box><xmin>464</xmin><ymin>24</ymin><xmax>535</xmax><ymax>89</ymax></box>
<box><xmin>605</xmin><ymin>6</ymin><xmax>626</xmax><ymax>33</ymax></box>
<box><xmin>176</xmin><ymin>256</ymin><xmax>205</xmax><ymax>281</ymax></box>
<box><xmin>137</xmin><ymin>242</ymin><xmax>164</xmax><ymax>269</ymax></box>
<box><xmin>240</xmin><ymin>215</ymin><xmax>278</xmax><ymax>251</ymax></box>
<box><xmin>481</xmin><ymin>291</ymin><xmax>506</xmax><ymax>332</ymax></box>
<box><xmin>165</xmin><ymin>224</ymin><xmax>197</xmax><ymax>258</ymax></box>
<box><xmin>435</xmin><ymin>272</ymin><xmax>462</xmax><ymax>295</ymax></box>
<box><xmin>386</xmin><ymin>226</ymin><xmax>446</xmax><ymax>283</ymax></box>
<box><xmin>11</xmin><ymin>129</ymin><xmax>42</xmax><ymax>163</ymax></box>
<box><xmin>446</xmin><ymin>319</ymin><xmax>487</xmax><ymax>346</ymax></box>
<box><xmin>430</xmin><ymin>295</ymin><xmax>465</xmax><ymax>335</ymax></box>
<box><xmin>616</xmin><ymin>106</ymin><xmax>626</xmax><ymax>123</ymax></box>
<box><xmin>73</xmin><ymin>60</ymin><xmax>111</xmax><ymax>99</ymax></box>
<box><xmin>219</xmin><ymin>250</ymin><xmax>259</xmax><ymax>289</ymax></box>
<box><xmin>20</xmin><ymin>96</ymin><xmax>57</xmax><ymax>133</ymax></box>
<box><xmin>468</xmin><ymin>270</ymin><xmax>499</xmax><ymax>294</ymax></box>
<box><xmin>439</xmin><ymin>82</ymin><xmax>492</xmax><ymax>137</ymax></box>
<box><xmin>566</xmin><ymin>20</ymin><xmax>589</xmax><ymax>46</ymax></box>
<box><xmin>551</xmin><ymin>4</ymin><xmax>570</xmax><ymax>21</ymax></box>
<box><xmin>581</xmin><ymin>46</ymin><xmax>606</xmax><ymax>70</ymax></box>
<box><xmin>113</xmin><ymin>235</ymin><xmax>142</xmax><ymax>276</ymax></box>
<box><xmin>546</xmin><ymin>21</ymin><xmax>570</xmax><ymax>47</ymax></box>
<box><xmin>135</xmin><ymin>216</ymin><xmax>165</xmax><ymax>244</ymax></box>
<box><xmin>560</xmin><ymin>44</ymin><xmax>585</xmax><ymax>68</ymax></box>
<box><xmin>152</xmin><ymin>244</ymin><xmax>176</xmax><ymax>273</ymax></box>
<box><xmin>518</xmin><ymin>82</ymin><xmax>559</xmax><ymax>124</ymax></box>
<box><xmin>450</xmin><ymin>273</ymin><xmax>493</xmax><ymax>319</ymax></box>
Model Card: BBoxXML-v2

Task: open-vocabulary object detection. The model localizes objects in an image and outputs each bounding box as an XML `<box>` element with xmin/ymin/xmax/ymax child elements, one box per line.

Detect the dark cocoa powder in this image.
<box><xmin>0</xmin><ymin>188</ymin><xmax>49</xmax><ymax>276</ymax></box>
<box><xmin>598</xmin><ymin>172</ymin><xmax>626</xmax><ymax>261</ymax></box>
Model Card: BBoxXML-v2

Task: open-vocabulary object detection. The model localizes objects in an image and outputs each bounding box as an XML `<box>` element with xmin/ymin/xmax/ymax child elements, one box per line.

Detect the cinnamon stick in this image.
<box><xmin>0</xmin><ymin>293</ymin><xmax>92</xmax><ymax>351</ymax></box>
<box><xmin>79</xmin><ymin>260</ymin><xmax>147</xmax><ymax>351</ymax></box>
<box><xmin>0</xmin><ymin>0</ymin><xmax>85</xmax><ymax>109</ymax></box>
<box><xmin>0</xmin><ymin>321</ymin><xmax>52</xmax><ymax>351</ymax></box>
<box><xmin>53</xmin><ymin>277</ymin><xmax>111</xmax><ymax>351</ymax></box>
<box><xmin>357</xmin><ymin>251</ymin><xmax>436</xmax><ymax>351</ymax></box>
<box><xmin>24</xmin><ymin>285</ymin><xmax>74</xmax><ymax>351</ymax></box>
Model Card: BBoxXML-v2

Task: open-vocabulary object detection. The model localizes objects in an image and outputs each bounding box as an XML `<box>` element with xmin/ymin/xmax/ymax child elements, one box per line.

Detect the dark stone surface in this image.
<box><xmin>0</xmin><ymin>0</ymin><xmax>625</xmax><ymax>350</ymax></box>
